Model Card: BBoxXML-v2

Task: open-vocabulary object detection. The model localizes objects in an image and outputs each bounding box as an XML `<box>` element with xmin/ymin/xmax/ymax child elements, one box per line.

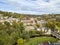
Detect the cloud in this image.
<box><xmin>0</xmin><ymin>0</ymin><xmax>60</xmax><ymax>14</ymax></box>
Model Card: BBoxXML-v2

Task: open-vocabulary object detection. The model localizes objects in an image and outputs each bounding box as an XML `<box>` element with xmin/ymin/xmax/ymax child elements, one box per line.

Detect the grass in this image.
<box><xmin>56</xmin><ymin>26</ymin><xmax>60</xmax><ymax>30</ymax></box>
<box><xmin>55</xmin><ymin>26</ymin><xmax>60</xmax><ymax>34</ymax></box>
<box><xmin>24</xmin><ymin>37</ymin><xmax>58</xmax><ymax>45</ymax></box>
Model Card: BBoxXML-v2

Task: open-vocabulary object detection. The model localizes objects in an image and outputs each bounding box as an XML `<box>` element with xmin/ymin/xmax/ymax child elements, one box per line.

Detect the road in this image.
<box><xmin>51</xmin><ymin>31</ymin><xmax>60</xmax><ymax>39</ymax></box>
<box><xmin>50</xmin><ymin>31</ymin><xmax>60</xmax><ymax>45</ymax></box>
<box><xmin>53</xmin><ymin>43</ymin><xmax>60</xmax><ymax>45</ymax></box>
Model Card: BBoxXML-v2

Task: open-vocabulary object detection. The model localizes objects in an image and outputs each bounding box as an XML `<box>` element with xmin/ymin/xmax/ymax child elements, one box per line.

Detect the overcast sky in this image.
<box><xmin>0</xmin><ymin>0</ymin><xmax>60</xmax><ymax>14</ymax></box>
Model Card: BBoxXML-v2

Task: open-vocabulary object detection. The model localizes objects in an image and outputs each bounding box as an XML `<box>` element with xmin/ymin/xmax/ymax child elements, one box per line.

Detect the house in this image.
<box><xmin>36</xmin><ymin>27</ymin><xmax>51</xmax><ymax>35</ymax></box>
<box><xmin>38</xmin><ymin>20</ymin><xmax>47</xmax><ymax>24</ymax></box>
<box><xmin>0</xmin><ymin>17</ymin><xmax>19</xmax><ymax>25</ymax></box>
<box><xmin>21</xmin><ymin>18</ymin><xmax>36</xmax><ymax>26</ymax></box>
<box><xmin>44</xmin><ymin>29</ymin><xmax>51</xmax><ymax>35</ymax></box>
<box><xmin>6</xmin><ymin>17</ymin><xmax>19</xmax><ymax>23</ymax></box>
<box><xmin>25</xmin><ymin>26</ymin><xmax>35</xmax><ymax>31</ymax></box>
<box><xmin>37</xmin><ymin>20</ymin><xmax>47</xmax><ymax>27</ymax></box>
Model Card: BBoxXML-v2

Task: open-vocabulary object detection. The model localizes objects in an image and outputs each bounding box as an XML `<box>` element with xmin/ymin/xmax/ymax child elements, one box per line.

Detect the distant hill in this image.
<box><xmin>0</xmin><ymin>10</ymin><xmax>60</xmax><ymax>18</ymax></box>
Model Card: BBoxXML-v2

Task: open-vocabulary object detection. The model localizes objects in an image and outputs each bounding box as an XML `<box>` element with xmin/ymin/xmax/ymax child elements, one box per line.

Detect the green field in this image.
<box><xmin>56</xmin><ymin>26</ymin><xmax>60</xmax><ymax>30</ymax></box>
<box><xmin>56</xmin><ymin>26</ymin><xmax>60</xmax><ymax>34</ymax></box>
<box><xmin>25</xmin><ymin>37</ymin><xmax>58</xmax><ymax>45</ymax></box>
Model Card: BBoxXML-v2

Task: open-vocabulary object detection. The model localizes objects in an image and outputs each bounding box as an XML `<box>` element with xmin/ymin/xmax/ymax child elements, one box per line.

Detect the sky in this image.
<box><xmin>0</xmin><ymin>0</ymin><xmax>60</xmax><ymax>15</ymax></box>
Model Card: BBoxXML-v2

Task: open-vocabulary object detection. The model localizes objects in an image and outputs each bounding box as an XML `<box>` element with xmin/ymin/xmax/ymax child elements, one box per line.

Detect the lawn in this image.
<box><xmin>55</xmin><ymin>26</ymin><xmax>60</xmax><ymax>34</ymax></box>
<box><xmin>24</xmin><ymin>37</ymin><xmax>58</xmax><ymax>45</ymax></box>
<box><xmin>56</xmin><ymin>26</ymin><xmax>60</xmax><ymax>30</ymax></box>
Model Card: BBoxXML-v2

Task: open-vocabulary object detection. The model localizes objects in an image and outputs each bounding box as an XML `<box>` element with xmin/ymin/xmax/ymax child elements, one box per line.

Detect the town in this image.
<box><xmin>0</xmin><ymin>11</ymin><xmax>60</xmax><ymax>45</ymax></box>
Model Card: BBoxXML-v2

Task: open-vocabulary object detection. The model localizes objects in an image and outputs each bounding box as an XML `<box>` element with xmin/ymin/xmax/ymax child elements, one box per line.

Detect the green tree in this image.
<box><xmin>36</xmin><ymin>23</ymin><xmax>40</xmax><ymax>28</ymax></box>
<box><xmin>19</xmin><ymin>22</ymin><xmax>25</xmax><ymax>33</ymax></box>
<box><xmin>23</xmin><ymin>31</ymin><xmax>30</xmax><ymax>41</ymax></box>
<box><xmin>17</xmin><ymin>38</ymin><xmax>24</xmax><ymax>45</ymax></box>
<box><xmin>0</xmin><ymin>30</ymin><xmax>10</xmax><ymax>45</ymax></box>
<box><xmin>45</xmin><ymin>21</ymin><xmax>55</xmax><ymax>31</ymax></box>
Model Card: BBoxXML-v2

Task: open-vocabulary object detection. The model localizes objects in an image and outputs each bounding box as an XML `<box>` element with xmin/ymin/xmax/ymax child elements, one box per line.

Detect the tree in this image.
<box><xmin>0</xmin><ymin>30</ymin><xmax>10</xmax><ymax>45</ymax></box>
<box><xmin>4</xmin><ymin>21</ymin><xmax>10</xmax><ymax>28</ymax></box>
<box><xmin>45</xmin><ymin>21</ymin><xmax>55</xmax><ymax>31</ymax></box>
<box><xmin>19</xmin><ymin>22</ymin><xmax>25</xmax><ymax>34</ymax></box>
<box><xmin>17</xmin><ymin>38</ymin><xmax>24</xmax><ymax>45</ymax></box>
<box><xmin>22</xmin><ymin>31</ymin><xmax>30</xmax><ymax>41</ymax></box>
<box><xmin>36</xmin><ymin>23</ymin><xmax>40</xmax><ymax>28</ymax></box>
<box><xmin>9</xmin><ymin>32</ymin><xmax>19</xmax><ymax>45</ymax></box>
<box><xmin>19</xmin><ymin>15</ymin><xmax>23</xmax><ymax>22</ymax></box>
<box><xmin>29</xmin><ymin>30</ymin><xmax>36</xmax><ymax>37</ymax></box>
